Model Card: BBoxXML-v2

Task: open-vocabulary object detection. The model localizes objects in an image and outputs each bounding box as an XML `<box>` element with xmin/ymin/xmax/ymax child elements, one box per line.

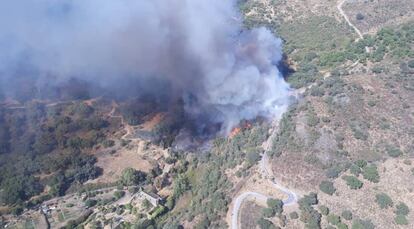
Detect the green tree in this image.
<box><xmin>395</xmin><ymin>202</ymin><xmax>409</xmax><ymax>216</ymax></box>
<box><xmin>114</xmin><ymin>190</ymin><xmax>125</xmax><ymax>200</ymax></box>
<box><xmin>120</xmin><ymin>168</ymin><xmax>147</xmax><ymax>186</ymax></box>
<box><xmin>326</xmin><ymin>166</ymin><xmax>342</xmax><ymax>179</ymax></box>
<box><xmin>349</xmin><ymin>164</ymin><xmax>361</xmax><ymax>176</ymax></box>
<box><xmin>290</xmin><ymin>211</ymin><xmax>299</xmax><ymax>219</ymax></box>
<box><xmin>267</xmin><ymin>198</ymin><xmax>284</xmax><ymax>214</ymax></box>
<box><xmin>395</xmin><ymin>215</ymin><xmax>408</xmax><ymax>225</ymax></box>
<box><xmin>173</xmin><ymin>174</ymin><xmax>191</xmax><ymax>197</ymax></box>
<box><xmin>246</xmin><ymin>151</ymin><xmax>261</xmax><ymax>165</ymax></box>
<box><xmin>362</xmin><ymin>165</ymin><xmax>379</xmax><ymax>183</ymax></box>
<box><xmin>257</xmin><ymin>218</ymin><xmax>276</xmax><ymax>229</ymax></box>
<box><xmin>356</xmin><ymin>13</ymin><xmax>364</xmax><ymax>20</ymax></box>
<box><xmin>319</xmin><ymin>181</ymin><xmax>336</xmax><ymax>195</ymax></box>
<box><xmin>351</xmin><ymin>219</ymin><xmax>374</xmax><ymax>229</ymax></box>
<box><xmin>341</xmin><ymin>210</ymin><xmax>353</xmax><ymax>221</ymax></box>
<box><xmin>318</xmin><ymin>205</ymin><xmax>329</xmax><ymax>216</ymax></box>
<box><xmin>375</xmin><ymin>193</ymin><xmax>393</xmax><ymax>209</ymax></box>
<box><xmin>338</xmin><ymin>223</ymin><xmax>349</xmax><ymax>229</ymax></box>
<box><xmin>386</xmin><ymin>146</ymin><xmax>403</xmax><ymax>158</ymax></box>
<box><xmin>85</xmin><ymin>199</ymin><xmax>97</xmax><ymax>208</ymax></box>
<box><xmin>142</xmin><ymin>199</ymin><xmax>151</xmax><ymax>209</ymax></box>
<box><xmin>343</xmin><ymin>176</ymin><xmax>363</xmax><ymax>189</ymax></box>
<box><xmin>327</xmin><ymin>214</ymin><xmax>341</xmax><ymax>225</ymax></box>
<box><xmin>355</xmin><ymin>160</ymin><xmax>367</xmax><ymax>168</ymax></box>
<box><xmin>262</xmin><ymin>208</ymin><xmax>275</xmax><ymax>218</ymax></box>
<box><xmin>407</xmin><ymin>60</ymin><xmax>414</xmax><ymax>68</ymax></box>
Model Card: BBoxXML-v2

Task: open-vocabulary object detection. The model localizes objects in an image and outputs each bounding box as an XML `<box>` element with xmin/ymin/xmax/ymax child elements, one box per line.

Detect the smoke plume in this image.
<box><xmin>0</xmin><ymin>0</ymin><xmax>291</xmax><ymax>133</ymax></box>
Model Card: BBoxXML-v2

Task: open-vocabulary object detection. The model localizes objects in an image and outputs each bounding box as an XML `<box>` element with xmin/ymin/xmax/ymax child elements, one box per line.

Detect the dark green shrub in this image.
<box><xmin>362</xmin><ymin>165</ymin><xmax>379</xmax><ymax>183</ymax></box>
<box><xmin>408</xmin><ymin>60</ymin><xmax>414</xmax><ymax>68</ymax></box>
<box><xmin>318</xmin><ymin>205</ymin><xmax>329</xmax><ymax>216</ymax></box>
<box><xmin>307</xmin><ymin>112</ymin><xmax>320</xmax><ymax>127</ymax></box>
<box><xmin>326</xmin><ymin>166</ymin><xmax>342</xmax><ymax>179</ymax></box>
<box><xmin>114</xmin><ymin>190</ymin><xmax>125</xmax><ymax>200</ymax></box>
<box><xmin>351</xmin><ymin>219</ymin><xmax>375</xmax><ymax>229</ymax></box>
<box><xmin>327</xmin><ymin>214</ymin><xmax>341</xmax><ymax>225</ymax></box>
<box><xmin>395</xmin><ymin>202</ymin><xmax>409</xmax><ymax>216</ymax></box>
<box><xmin>342</xmin><ymin>176</ymin><xmax>363</xmax><ymax>189</ymax></box>
<box><xmin>375</xmin><ymin>193</ymin><xmax>393</xmax><ymax>209</ymax></box>
<box><xmin>262</xmin><ymin>208</ymin><xmax>275</xmax><ymax>218</ymax></box>
<box><xmin>338</xmin><ymin>223</ymin><xmax>349</xmax><ymax>229</ymax></box>
<box><xmin>319</xmin><ymin>181</ymin><xmax>336</xmax><ymax>195</ymax></box>
<box><xmin>290</xmin><ymin>211</ymin><xmax>299</xmax><ymax>219</ymax></box>
<box><xmin>247</xmin><ymin>151</ymin><xmax>261</xmax><ymax>165</ymax></box>
<box><xmin>386</xmin><ymin>146</ymin><xmax>403</xmax><ymax>158</ymax></box>
<box><xmin>85</xmin><ymin>199</ymin><xmax>97</xmax><ymax>208</ymax></box>
<box><xmin>355</xmin><ymin>160</ymin><xmax>367</xmax><ymax>168</ymax></box>
<box><xmin>356</xmin><ymin>13</ymin><xmax>364</xmax><ymax>20</ymax></box>
<box><xmin>257</xmin><ymin>218</ymin><xmax>276</xmax><ymax>229</ymax></box>
<box><xmin>267</xmin><ymin>198</ymin><xmax>284</xmax><ymax>214</ymax></box>
<box><xmin>102</xmin><ymin>139</ymin><xmax>115</xmax><ymax>148</ymax></box>
<box><xmin>341</xmin><ymin>210</ymin><xmax>353</xmax><ymax>221</ymax></box>
<box><xmin>395</xmin><ymin>215</ymin><xmax>408</xmax><ymax>225</ymax></box>
<box><xmin>349</xmin><ymin>164</ymin><xmax>361</xmax><ymax>176</ymax></box>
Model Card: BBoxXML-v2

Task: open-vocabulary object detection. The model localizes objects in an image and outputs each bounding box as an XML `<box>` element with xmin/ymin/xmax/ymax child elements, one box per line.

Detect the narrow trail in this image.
<box><xmin>337</xmin><ymin>0</ymin><xmax>364</xmax><ymax>41</ymax></box>
<box><xmin>107</xmin><ymin>101</ymin><xmax>134</xmax><ymax>141</ymax></box>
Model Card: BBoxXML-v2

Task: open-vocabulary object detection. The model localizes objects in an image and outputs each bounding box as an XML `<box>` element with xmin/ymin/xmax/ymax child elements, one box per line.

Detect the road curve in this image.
<box><xmin>231</xmin><ymin>192</ymin><xmax>268</xmax><ymax>229</ymax></box>
<box><xmin>230</xmin><ymin>153</ymin><xmax>298</xmax><ymax>229</ymax></box>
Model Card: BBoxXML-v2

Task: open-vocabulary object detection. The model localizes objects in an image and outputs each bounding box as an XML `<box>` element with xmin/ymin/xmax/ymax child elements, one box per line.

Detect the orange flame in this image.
<box><xmin>229</xmin><ymin>121</ymin><xmax>253</xmax><ymax>139</ymax></box>
<box><xmin>229</xmin><ymin>127</ymin><xmax>242</xmax><ymax>138</ymax></box>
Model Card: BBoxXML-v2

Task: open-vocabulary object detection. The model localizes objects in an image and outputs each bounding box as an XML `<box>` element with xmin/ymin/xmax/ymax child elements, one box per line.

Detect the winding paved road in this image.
<box><xmin>231</xmin><ymin>2</ymin><xmax>369</xmax><ymax>228</ymax></box>
<box><xmin>230</xmin><ymin>152</ymin><xmax>298</xmax><ymax>229</ymax></box>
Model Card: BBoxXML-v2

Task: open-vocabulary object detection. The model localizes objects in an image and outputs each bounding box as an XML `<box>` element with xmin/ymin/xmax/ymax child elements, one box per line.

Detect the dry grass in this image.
<box><xmin>92</xmin><ymin>140</ymin><xmax>159</xmax><ymax>183</ymax></box>
<box><xmin>239</xmin><ymin>200</ymin><xmax>263</xmax><ymax>229</ymax></box>
<box><xmin>320</xmin><ymin>158</ymin><xmax>414</xmax><ymax>228</ymax></box>
<box><xmin>343</xmin><ymin>0</ymin><xmax>414</xmax><ymax>34</ymax></box>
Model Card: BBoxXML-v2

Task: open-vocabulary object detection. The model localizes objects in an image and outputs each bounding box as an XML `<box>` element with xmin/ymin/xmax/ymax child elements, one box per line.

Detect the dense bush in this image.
<box><xmin>290</xmin><ymin>211</ymin><xmax>299</xmax><ymax>219</ymax></box>
<box><xmin>257</xmin><ymin>218</ymin><xmax>276</xmax><ymax>229</ymax></box>
<box><xmin>246</xmin><ymin>151</ymin><xmax>261</xmax><ymax>166</ymax></box>
<box><xmin>262</xmin><ymin>208</ymin><xmax>276</xmax><ymax>218</ymax></box>
<box><xmin>326</xmin><ymin>166</ymin><xmax>342</xmax><ymax>179</ymax></box>
<box><xmin>351</xmin><ymin>219</ymin><xmax>375</xmax><ymax>229</ymax></box>
<box><xmin>318</xmin><ymin>205</ymin><xmax>329</xmax><ymax>216</ymax></box>
<box><xmin>341</xmin><ymin>210</ymin><xmax>353</xmax><ymax>221</ymax></box>
<box><xmin>375</xmin><ymin>193</ymin><xmax>393</xmax><ymax>209</ymax></box>
<box><xmin>408</xmin><ymin>60</ymin><xmax>414</xmax><ymax>68</ymax></box>
<box><xmin>356</xmin><ymin>13</ymin><xmax>364</xmax><ymax>21</ymax></box>
<box><xmin>319</xmin><ymin>181</ymin><xmax>336</xmax><ymax>195</ymax></box>
<box><xmin>362</xmin><ymin>165</ymin><xmax>379</xmax><ymax>183</ymax></box>
<box><xmin>327</xmin><ymin>214</ymin><xmax>341</xmax><ymax>226</ymax></box>
<box><xmin>85</xmin><ymin>199</ymin><xmax>97</xmax><ymax>208</ymax></box>
<box><xmin>112</xmin><ymin>192</ymin><xmax>124</xmax><ymax>202</ymax></box>
<box><xmin>394</xmin><ymin>215</ymin><xmax>408</xmax><ymax>225</ymax></box>
<box><xmin>120</xmin><ymin>168</ymin><xmax>147</xmax><ymax>186</ymax></box>
<box><xmin>386</xmin><ymin>145</ymin><xmax>403</xmax><ymax>158</ymax></box>
<box><xmin>342</xmin><ymin>176</ymin><xmax>363</xmax><ymax>190</ymax></box>
<box><xmin>267</xmin><ymin>198</ymin><xmax>284</xmax><ymax>215</ymax></box>
<box><xmin>395</xmin><ymin>202</ymin><xmax>409</xmax><ymax>216</ymax></box>
<box><xmin>298</xmin><ymin>193</ymin><xmax>321</xmax><ymax>229</ymax></box>
<box><xmin>349</xmin><ymin>164</ymin><xmax>361</xmax><ymax>176</ymax></box>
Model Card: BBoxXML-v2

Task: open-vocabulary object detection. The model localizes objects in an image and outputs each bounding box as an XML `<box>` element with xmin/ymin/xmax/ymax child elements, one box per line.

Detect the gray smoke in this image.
<box><xmin>0</xmin><ymin>0</ymin><xmax>291</xmax><ymax>133</ymax></box>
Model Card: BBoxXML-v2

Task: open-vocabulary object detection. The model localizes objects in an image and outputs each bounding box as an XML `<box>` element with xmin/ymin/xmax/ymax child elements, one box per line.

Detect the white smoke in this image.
<box><xmin>0</xmin><ymin>0</ymin><xmax>291</xmax><ymax>133</ymax></box>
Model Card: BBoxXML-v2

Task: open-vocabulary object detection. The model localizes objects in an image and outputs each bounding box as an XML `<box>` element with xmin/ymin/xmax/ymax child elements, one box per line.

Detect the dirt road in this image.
<box><xmin>337</xmin><ymin>0</ymin><xmax>363</xmax><ymax>40</ymax></box>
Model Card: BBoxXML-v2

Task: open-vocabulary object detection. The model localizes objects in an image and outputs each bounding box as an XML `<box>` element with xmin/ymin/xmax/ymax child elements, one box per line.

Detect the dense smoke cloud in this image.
<box><xmin>0</xmin><ymin>0</ymin><xmax>291</xmax><ymax>133</ymax></box>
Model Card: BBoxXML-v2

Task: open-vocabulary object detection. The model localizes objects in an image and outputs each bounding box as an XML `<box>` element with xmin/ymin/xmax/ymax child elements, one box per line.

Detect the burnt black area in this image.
<box><xmin>278</xmin><ymin>53</ymin><xmax>296</xmax><ymax>80</ymax></box>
